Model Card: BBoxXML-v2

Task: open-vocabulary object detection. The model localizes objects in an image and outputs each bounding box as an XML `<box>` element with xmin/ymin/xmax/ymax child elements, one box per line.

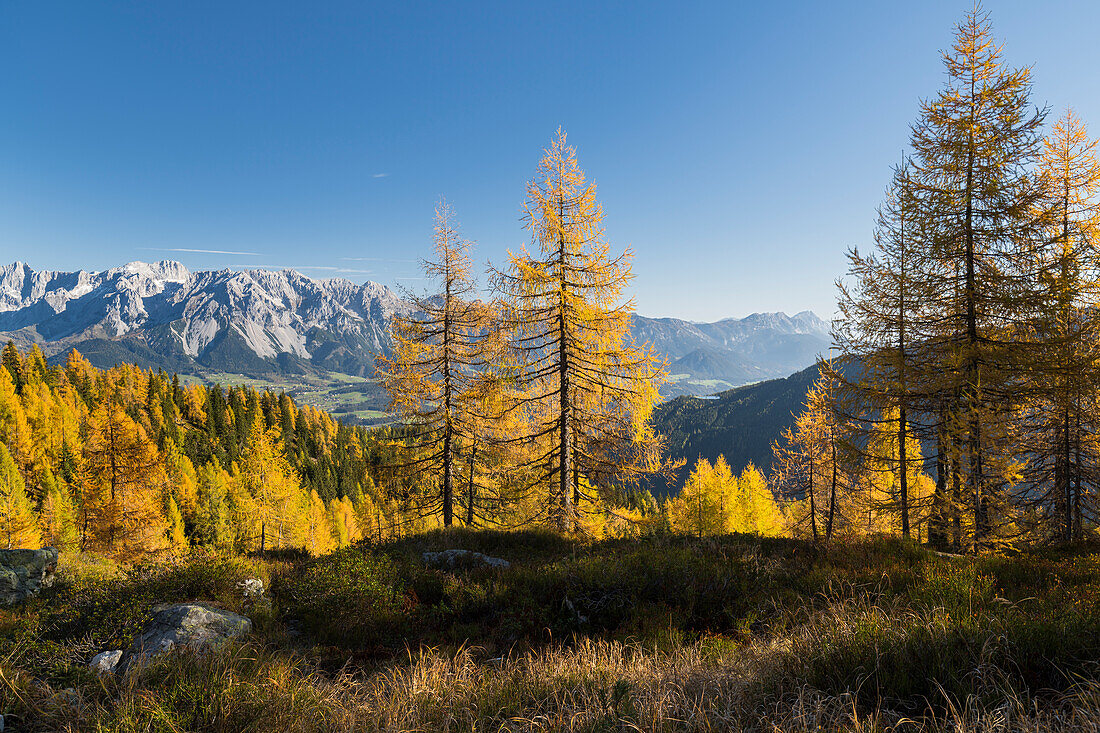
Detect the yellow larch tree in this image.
<box><xmin>856</xmin><ymin>407</ymin><xmax>935</xmax><ymax>538</ymax></box>
<box><xmin>906</xmin><ymin>7</ymin><xmax>1046</xmax><ymax>550</ymax></box>
<box><xmin>328</xmin><ymin>495</ymin><xmax>360</xmax><ymax>547</ymax></box>
<box><xmin>0</xmin><ymin>443</ymin><xmax>40</xmax><ymax>549</ymax></box>
<box><xmin>771</xmin><ymin>368</ymin><xmax>855</xmax><ymax>544</ymax></box>
<box><xmin>166</xmin><ymin>495</ymin><xmax>188</xmax><ymax>551</ymax></box>
<box><xmin>305</xmin><ymin>489</ymin><xmax>335</xmax><ymax>556</ymax></box>
<box><xmin>39</xmin><ymin>468</ymin><xmax>78</xmax><ymax>550</ymax></box>
<box><xmin>80</xmin><ymin>399</ymin><xmax>169</xmax><ymax>561</ymax></box>
<box><xmin>668</xmin><ymin>456</ymin><xmax>737</xmax><ymax>537</ymax></box>
<box><xmin>231</xmin><ymin>421</ymin><xmax>304</xmax><ymax>554</ymax></box>
<box><xmin>0</xmin><ymin>367</ymin><xmax>34</xmax><ymax>483</ymax></box>
<box><xmin>1018</xmin><ymin>109</ymin><xmax>1100</xmax><ymax>542</ymax></box>
<box><xmin>492</xmin><ymin>129</ymin><xmax>670</xmax><ymax>531</ymax></box>
<box><xmin>733</xmin><ymin>463</ymin><xmax>786</xmax><ymax>537</ymax></box>
<box><xmin>378</xmin><ymin>199</ymin><xmax>492</xmax><ymax>526</ymax></box>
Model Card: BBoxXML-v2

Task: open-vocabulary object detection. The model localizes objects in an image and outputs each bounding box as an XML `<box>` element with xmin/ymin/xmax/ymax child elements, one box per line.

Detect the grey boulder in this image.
<box><xmin>0</xmin><ymin>548</ymin><xmax>58</xmax><ymax>606</ymax></box>
<box><xmin>422</xmin><ymin>549</ymin><xmax>510</xmax><ymax>570</ymax></box>
<box><xmin>117</xmin><ymin>603</ymin><xmax>252</xmax><ymax>673</ymax></box>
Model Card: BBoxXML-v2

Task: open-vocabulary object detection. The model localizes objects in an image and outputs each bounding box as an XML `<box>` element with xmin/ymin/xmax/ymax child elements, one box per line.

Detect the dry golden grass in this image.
<box><xmin>5</xmin><ymin>534</ymin><xmax>1100</xmax><ymax>731</ymax></box>
<box><xmin>9</xmin><ymin>630</ymin><xmax>1100</xmax><ymax>732</ymax></box>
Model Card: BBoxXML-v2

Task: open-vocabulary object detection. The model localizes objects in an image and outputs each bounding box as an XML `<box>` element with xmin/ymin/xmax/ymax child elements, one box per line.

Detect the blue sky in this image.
<box><xmin>2</xmin><ymin>1</ymin><xmax>1098</xmax><ymax>321</ymax></box>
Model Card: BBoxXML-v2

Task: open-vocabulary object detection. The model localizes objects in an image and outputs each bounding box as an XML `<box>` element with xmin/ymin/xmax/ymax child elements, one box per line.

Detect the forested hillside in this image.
<box><xmin>650</xmin><ymin>363</ymin><xmax>819</xmax><ymax>492</ymax></box>
<box><xmin>0</xmin><ymin>341</ymin><xmax>400</xmax><ymax>559</ymax></box>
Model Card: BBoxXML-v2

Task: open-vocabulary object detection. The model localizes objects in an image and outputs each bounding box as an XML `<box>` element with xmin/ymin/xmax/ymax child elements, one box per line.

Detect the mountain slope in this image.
<box><xmin>648</xmin><ymin>362</ymin><xmax>821</xmax><ymax>495</ymax></box>
<box><xmin>632</xmin><ymin>311</ymin><xmax>829</xmax><ymax>395</ymax></box>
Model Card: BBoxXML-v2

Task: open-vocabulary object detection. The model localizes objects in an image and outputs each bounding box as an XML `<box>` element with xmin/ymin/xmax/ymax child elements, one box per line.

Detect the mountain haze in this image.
<box><xmin>0</xmin><ymin>260</ymin><xmax>829</xmax><ymax>399</ymax></box>
<box><xmin>633</xmin><ymin>310</ymin><xmax>829</xmax><ymax>395</ymax></box>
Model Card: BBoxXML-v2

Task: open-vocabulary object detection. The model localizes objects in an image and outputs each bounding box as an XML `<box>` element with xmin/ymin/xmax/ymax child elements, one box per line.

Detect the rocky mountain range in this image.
<box><xmin>0</xmin><ymin>261</ymin><xmax>830</xmax><ymax>395</ymax></box>
<box><xmin>632</xmin><ymin>310</ymin><xmax>830</xmax><ymax>394</ymax></box>
<box><xmin>0</xmin><ymin>261</ymin><xmax>404</xmax><ymax>377</ymax></box>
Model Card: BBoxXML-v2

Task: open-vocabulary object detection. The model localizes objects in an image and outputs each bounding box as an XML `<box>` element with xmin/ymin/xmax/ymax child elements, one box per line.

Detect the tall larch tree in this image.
<box><xmin>493</xmin><ymin>129</ymin><xmax>668</xmax><ymax>531</ymax></box>
<box><xmin>1017</xmin><ymin>109</ymin><xmax>1100</xmax><ymax>541</ymax></box>
<box><xmin>772</xmin><ymin>367</ymin><xmax>854</xmax><ymax>544</ymax></box>
<box><xmin>1038</xmin><ymin>108</ymin><xmax>1100</xmax><ymax>539</ymax></box>
<box><xmin>378</xmin><ymin>200</ymin><xmax>490</xmax><ymax>526</ymax></box>
<box><xmin>907</xmin><ymin>6</ymin><xmax>1046</xmax><ymax>550</ymax></box>
<box><xmin>835</xmin><ymin>160</ymin><xmax>931</xmax><ymax>538</ymax></box>
<box><xmin>231</xmin><ymin>421</ymin><xmax>303</xmax><ymax>554</ymax></box>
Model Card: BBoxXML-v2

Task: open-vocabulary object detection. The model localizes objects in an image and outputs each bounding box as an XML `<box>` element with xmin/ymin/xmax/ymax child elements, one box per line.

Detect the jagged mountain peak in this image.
<box><xmin>0</xmin><ymin>259</ymin><xmax>824</xmax><ymax>393</ymax></box>
<box><xmin>0</xmin><ymin>260</ymin><xmax>404</xmax><ymax>377</ymax></box>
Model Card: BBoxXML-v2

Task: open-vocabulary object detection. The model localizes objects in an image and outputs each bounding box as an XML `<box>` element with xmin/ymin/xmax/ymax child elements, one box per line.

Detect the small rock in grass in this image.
<box><xmin>54</xmin><ymin>688</ymin><xmax>81</xmax><ymax>708</ymax></box>
<box><xmin>238</xmin><ymin>578</ymin><xmax>265</xmax><ymax>598</ymax></box>
<box><xmin>89</xmin><ymin>649</ymin><xmax>124</xmax><ymax>675</ymax></box>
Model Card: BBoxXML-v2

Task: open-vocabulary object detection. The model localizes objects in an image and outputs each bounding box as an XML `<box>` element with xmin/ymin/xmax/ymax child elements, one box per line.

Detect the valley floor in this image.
<box><xmin>3</xmin><ymin>532</ymin><xmax>1100</xmax><ymax>731</ymax></box>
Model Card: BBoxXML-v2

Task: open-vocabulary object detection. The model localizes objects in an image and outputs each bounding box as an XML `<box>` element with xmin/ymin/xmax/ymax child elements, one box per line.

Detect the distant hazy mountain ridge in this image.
<box><xmin>631</xmin><ymin>310</ymin><xmax>829</xmax><ymax>395</ymax></box>
<box><xmin>0</xmin><ymin>260</ymin><xmax>829</xmax><ymax>391</ymax></box>
<box><xmin>0</xmin><ymin>261</ymin><xmax>404</xmax><ymax>376</ymax></box>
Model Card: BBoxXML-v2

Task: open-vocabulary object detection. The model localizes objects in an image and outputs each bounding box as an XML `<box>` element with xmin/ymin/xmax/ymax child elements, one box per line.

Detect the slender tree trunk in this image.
<box><xmin>951</xmin><ymin>459</ymin><xmax>963</xmax><ymax>553</ymax></box>
<box><xmin>962</xmin><ymin>85</ymin><xmax>988</xmax><ymax>550</ymax></box>
<box><xmin>808</xmin><ymin>459</ymin><xmax>818</xmax><ymax>543</ymax></box>
<box><xmin>898</xmin><ymin>181</ymin><xmax>911</xmax><ymax>540</ymax></box>
<box><xmin>1063</xmin><ymin>405</ymin><xmax>1073</xmax><ymax>543</ymax></box>
<box><xmin>1074</xmin><ymin>406</ymin><xmax>1083</xmax><ymax>541</ymax></box>
<box><xmin>826</xmin><ymin>441</ymin><xmax>837</xmax><ymax>543</ymax></box>
<box><xmin>899</xmin><ymin>405</ymin><xmax>910</xmax><ymax>538</ymax></box>
<box><xmin>1060</xmin><ymin>203</ymin><xmax>1074</xmax><ymax>544</ymax></box>
<box><xmin>442</xmin><ymin>271</ymin><xmax>454</xmax><ymax>527</ymax></box>
<box><xmin>930</xmin><ymin>416</ymin><xmax>948</xmax><ymax>549</ymax></box>
<box><xmin>466</xmin><ymin>445</ymin><xmax>476</xmax><ymax>527</ymax></box>
<box><xmin>109</xmin><ymin>415</ymin><xmax>118</xmax><ymax>552</ymax></box>
<box><xmin>557</xmin><ymin>194</ymin><xmax>574</xmax><ymax>531</ymax></box>
<box><xmin>442</xmin><ymin>428</ymin><xmax>453</xmax><ymax>526</ymax></box>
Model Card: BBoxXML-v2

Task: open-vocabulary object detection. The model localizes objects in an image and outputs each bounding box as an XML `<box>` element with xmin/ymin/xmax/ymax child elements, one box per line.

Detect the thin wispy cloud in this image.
<box><xmin>394</xmin><ymin>276</ymin><xmax>427</xmax><ymax>281</ymax></box>
<box><xmin>140</xmin><ymin>247</ymin><xmax>261</xmax><ymax>256</ymax></box>
<box><xmin>339</xmin><ymin>256</ymin><xmax>416</xmax><ymax>263</ymax></box>
<box><xmin>232</xmin><ymin>264</ymin><xmax>374</xmax><ymax>276</ymax></box>
<box><xmin>237</xmin><ymin>264</ymin><xmax>339</xmax><ymax>271</ymax></box>
<box><xmin>372</xmin><ymin>173</ymin><xmax>389</xmax><ymax>178</ymax></box>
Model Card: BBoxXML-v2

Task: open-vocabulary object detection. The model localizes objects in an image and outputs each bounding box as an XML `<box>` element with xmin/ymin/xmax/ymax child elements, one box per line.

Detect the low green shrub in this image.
<box><xmin>277</xmin><ymin>544</ymin><xmax>406</xmax><ymax>647</ymax></box>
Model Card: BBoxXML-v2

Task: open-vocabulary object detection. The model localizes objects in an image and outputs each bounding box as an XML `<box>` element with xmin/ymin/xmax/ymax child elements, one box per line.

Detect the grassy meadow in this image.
<box><xmin>2</xmin><ymin>532</ymin><xmax>1099</xmax><ymax>731</ymax></box>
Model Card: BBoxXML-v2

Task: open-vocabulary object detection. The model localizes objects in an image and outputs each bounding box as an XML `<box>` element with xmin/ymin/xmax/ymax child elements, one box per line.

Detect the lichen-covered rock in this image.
<box><xmin>117</xmin><ymin>603</ymin><xmax>252</xmax><ymax>673</ymax></box>
<box><xmin>422</xmin><ymin>549</ymin><xmax>510</xmax><ymax>570</ymax></box>
<box><xmin>0</xmin><ymin>548</ymin><xmax>58</xmax><ymax>606</ymax></box>
<box><xmin>89</xmin><ymin>649</ymin><xmax>124</xmax><ymax>675</ymax></box>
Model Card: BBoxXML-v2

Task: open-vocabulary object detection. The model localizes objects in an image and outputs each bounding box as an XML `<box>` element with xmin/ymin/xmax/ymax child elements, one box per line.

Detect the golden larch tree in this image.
<box><xmin>906</xmin><ymin>6</ymin><xmax>1046</xmax><ymax>549</ymax></box>
<box><xmin>1017</xmin><ymin>109</ymin><xmax>1100</xmax><ymax>541</ymax></box>
<box><xmin>231</xmin><ymin>421</ymin><xmax>304</xmax><ymax>554</ymax></box>
<box><xmin>378</xmin><ymin>199</ymin><xmax>492</xmax><ymax>526</ymax></box>
<box><xmin>80</xmin><ymin>399</ymin><xmax>169</xmax><ymax>561</ymax></box>
<box><xmin>0</xmin><ymin>443</ymin><xmax>40</xmax><ymax>549</ymax></box>
<box><xmin>492</xmin><ymin>129</ymin><xmax>670</xmax><ymax>531</ymax></box>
